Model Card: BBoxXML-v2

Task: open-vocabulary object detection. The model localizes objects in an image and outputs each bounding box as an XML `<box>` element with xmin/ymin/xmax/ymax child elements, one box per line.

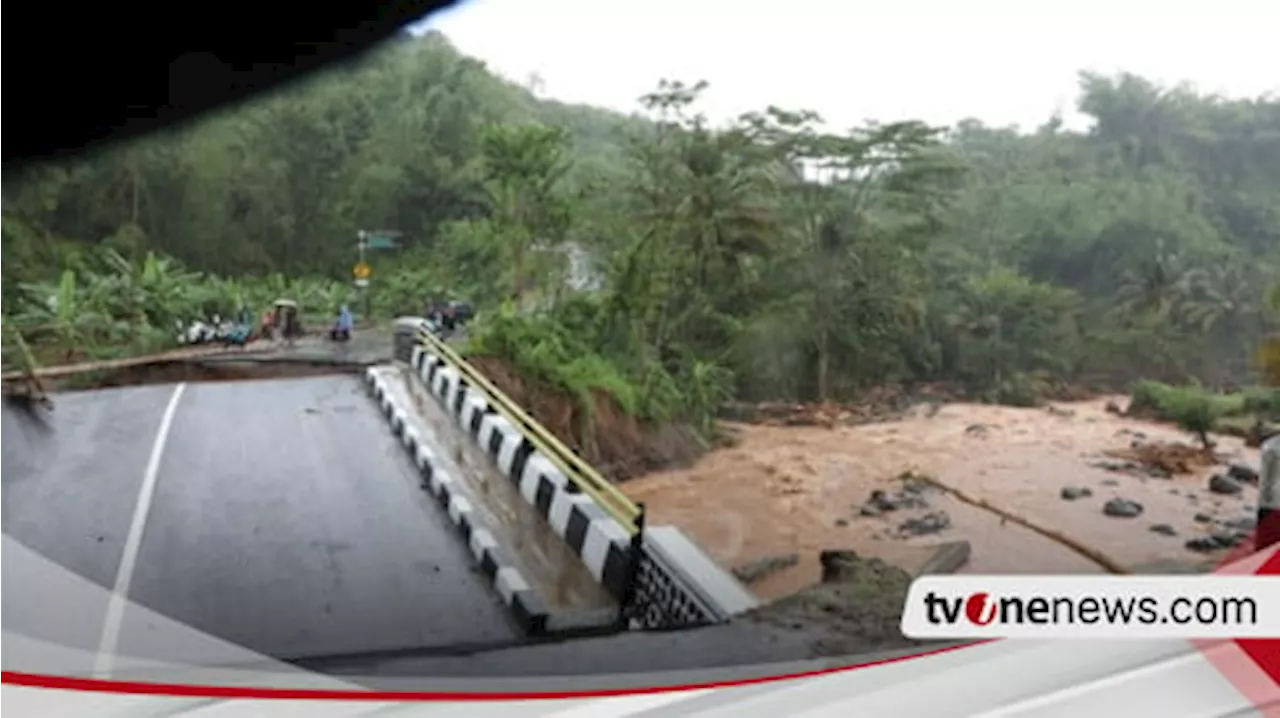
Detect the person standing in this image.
<box><xmin>1258</xmin><ymin>432</ymin><xmax>1280</xmax><ymax>551</ymax></box>
<box><xmin>260</xmin><ymin>307</ymin><xmax>275</xmax><ymax>341</ymax></box>
<box><xmin>282</xmin><ymin>306</ymin><xmax>300</xmax><ymax>348</ymax></box>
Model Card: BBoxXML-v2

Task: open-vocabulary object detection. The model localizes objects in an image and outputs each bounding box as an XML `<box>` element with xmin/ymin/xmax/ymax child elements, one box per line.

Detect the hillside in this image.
<box><xmin>3</xmin><ymin>30</ymin><xmax>1280</xmax><ymax>473</ymax></box>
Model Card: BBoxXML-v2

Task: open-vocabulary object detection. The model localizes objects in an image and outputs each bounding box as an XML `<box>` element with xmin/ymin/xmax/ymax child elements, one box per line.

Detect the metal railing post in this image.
<box><xmin>618</xmin><ymin>501</ymin><xmax>647</xmax><ymax>629</ymax></box>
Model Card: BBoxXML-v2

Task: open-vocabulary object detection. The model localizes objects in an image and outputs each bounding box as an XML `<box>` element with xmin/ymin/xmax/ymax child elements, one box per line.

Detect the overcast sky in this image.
<box><xmin>412</xmin><ymin>0</ymin><xmax>1278</xmax><ymax>132</ymax></box>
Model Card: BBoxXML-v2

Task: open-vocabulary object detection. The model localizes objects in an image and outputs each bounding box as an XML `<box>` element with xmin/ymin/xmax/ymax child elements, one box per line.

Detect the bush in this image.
<box><xmin>1171</xmin><ymin>394</ymin><xmax>1216</xmax><ymax>448</ymax></box>
<box><xmin>1240</xmin><ymin>386</ymin><xmax>1280</xmax><ymax>420</ymax></box>
<box><xmin>987</xmin><ymin>371</ymin><xmax>1050</xmax><ymax>408</ymax></box>
<box><xmin>1127</xmin><ymin>380</ymin><xmax>1243</xmax><ymax>421</ymax></box>
<box><xmin>464</xmin><ymin>303</ymin><xmax>639</xmax><ymax>418</ymax></box>
<box><xmin>1125</xmin><ymin>380</ymin><xmax>1280</xmax><ymax>446</ymax></box>
<box><xmin>463</xmin><ymin>299</ymin><xmax>734</xmax><ymax>436</ymax></box>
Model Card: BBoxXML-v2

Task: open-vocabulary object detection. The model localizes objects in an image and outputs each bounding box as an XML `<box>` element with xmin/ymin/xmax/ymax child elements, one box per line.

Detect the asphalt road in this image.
<box><xmin>2</xmin><ymin>375</ymin><xmax>524</xmax><ymax>663</ymax></box>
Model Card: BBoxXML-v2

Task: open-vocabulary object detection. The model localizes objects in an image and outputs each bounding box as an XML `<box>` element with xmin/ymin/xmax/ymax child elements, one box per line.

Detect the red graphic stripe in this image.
<box><xmin>1195</xmin><ymin>540</ymin><xmax>1280</xmax><ymax>714</ymax></box>
<box><xmin>1234</xmin><ymin>549</ymin><xmax>1280</xmax><ymax>685</ymax></box>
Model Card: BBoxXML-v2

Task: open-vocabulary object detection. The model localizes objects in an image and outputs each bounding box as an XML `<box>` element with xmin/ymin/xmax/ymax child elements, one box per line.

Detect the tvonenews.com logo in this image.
<box><xmin>925</xmin><ymin>590</ymin><xmax>1256</xmax><ymax>626</ymax></box>
<box><xmin>900</xmin><ymin>577</ymin><xmax>1280</xmax><ymax>639</ymax></box>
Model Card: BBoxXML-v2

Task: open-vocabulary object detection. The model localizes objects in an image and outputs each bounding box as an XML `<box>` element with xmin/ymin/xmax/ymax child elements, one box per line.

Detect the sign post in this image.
<box><xmin>354</xmin><ymin>230</ymin><xmax>401</xmax><ymax>323</ymax></box>
<box><xmin>353</xmin><ymin>227</ymin><xmax>401</xmax><ymax>319</ymax></box>
<box><xmin>355</xmin><ymin>231</ymin><xmax>371</xmax><ymax>322</ymax></box>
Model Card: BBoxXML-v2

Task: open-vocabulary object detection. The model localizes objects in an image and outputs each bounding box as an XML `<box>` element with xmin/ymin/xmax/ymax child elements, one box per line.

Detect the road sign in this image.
<box><xmin>353</xmin><ymin>262</ymin><xmax>372</xmax><ymax>280</ymax></box>
<box><xmin>357</xmin><ymin>230</ymin><xmax>401</xmax><ymax>252</ymax></box>
<box><xmin>354</xmin><ymin>278</ymin><xmax>370</xmax><ymax>288</ymax></box>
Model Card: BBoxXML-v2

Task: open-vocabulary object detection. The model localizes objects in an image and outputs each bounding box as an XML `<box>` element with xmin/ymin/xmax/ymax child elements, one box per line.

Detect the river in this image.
<box><xmin>625</xmin><ymin>397</ymin><xmax>1262</xmax><ymax>599</ymax></box>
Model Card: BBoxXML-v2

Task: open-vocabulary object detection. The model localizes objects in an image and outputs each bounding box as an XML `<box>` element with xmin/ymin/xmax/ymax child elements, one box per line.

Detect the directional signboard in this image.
<box><xmin>353</xmin><ymin>262</ymin><xmax>372</xmax><ymax>280</ymax></box>
<box><xmin>358</xmin><ymin>230</ymin><xmax>402</xmax><ymax>251</ymax></box>
<box><xmin>365</xmin><ymin>235</ymin><xmax>399</xmax><ymax>250</ymax></box>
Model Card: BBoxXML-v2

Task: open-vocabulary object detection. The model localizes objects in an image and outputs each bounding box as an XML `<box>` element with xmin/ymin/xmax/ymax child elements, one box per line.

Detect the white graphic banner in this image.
<box><xmin>902</xmin><ymin>575</ymin><xmax>1280</xmax><ymax>639</ymax></box>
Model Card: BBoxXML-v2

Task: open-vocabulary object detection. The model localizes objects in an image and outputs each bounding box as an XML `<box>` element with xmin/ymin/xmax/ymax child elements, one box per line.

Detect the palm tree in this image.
<box><xmin>1113</xmin><ymin>238</ymin><xmax>1190</xmax><ymax>324</ymax></box>
<box><xmin>1178</xmin><ymin>260</ymin><xmax>1256</xmax><ymax>335</ymax></box>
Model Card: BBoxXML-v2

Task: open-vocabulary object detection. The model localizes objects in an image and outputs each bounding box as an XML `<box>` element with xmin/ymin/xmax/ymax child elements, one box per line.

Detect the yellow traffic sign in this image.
<box><xmin>353</xmin><ymin>262</ymin><xmax>372</xmax><ymax>280</ymax></box>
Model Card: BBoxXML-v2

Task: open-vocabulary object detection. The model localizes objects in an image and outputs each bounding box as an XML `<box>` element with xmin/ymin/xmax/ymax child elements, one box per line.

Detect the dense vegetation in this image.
<box><xmin>5</xmin><ymin>30</ymin><xmax>1280</xmax><ymax>441</ymax></box>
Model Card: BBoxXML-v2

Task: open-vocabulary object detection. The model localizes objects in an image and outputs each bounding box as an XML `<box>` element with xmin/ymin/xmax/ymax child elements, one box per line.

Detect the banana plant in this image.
<box><xmin>0</xmin><ymin>320</ymin><xmax>51</xmax><ymax>406</ymax></box>
<box><xmin>14</xmin><ymin>270</ymin><xmax>114</xmax><ymax>359</ymax></box>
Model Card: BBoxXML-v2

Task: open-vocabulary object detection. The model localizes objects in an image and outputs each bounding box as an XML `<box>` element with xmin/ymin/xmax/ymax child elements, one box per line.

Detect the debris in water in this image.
<box><xmin>1208</xmin><ymin>474</ymin><xmax>1243</xmax><ymax>496</ymax></box>
<box><xmin>732</xmin><ymin>553</ymin><xmax>800</xmax><ymax>584</ymax></box>
<box><xmin>1185</xmin><ymin>531</ymin><xmax>1247</xmax><ymax>553</ymax></box>
<box><xmin>1060</xmin><ymin>486</ymin><xmax>1093</xmax><ymax>501</ymax></box>
<box><xmin>859</xmin><ymin>483</ymin><xmax>929</xmax><ymax>516</ymax></box>
<box><xmin>1103</xmin><ymin>498</ymin><xmax>1143</xmax><ymax>518</ymax></box>
<box><xmin>1105</xmin><ymin>440</ymin><xmax>1218</xmax><ymax>476</ymax></box>
<box><xmin>1220</xmin><ymin>516</ymin><xmax>1257</xmax><ymax>531</ymax></box>
<box><xmin>898</xmin><ymin>512</ymin><xmax>951</xmax><ymax>536</ymax></box>
<box><xmin>1226</xmin><ymin>463</ymin><xmax>1259</xmax><ymax>486</ymax></box>
<box><xmin>1091</xmin><ymin>459</ymin><xmax>1138</xmax><ymax>473</ymax></box>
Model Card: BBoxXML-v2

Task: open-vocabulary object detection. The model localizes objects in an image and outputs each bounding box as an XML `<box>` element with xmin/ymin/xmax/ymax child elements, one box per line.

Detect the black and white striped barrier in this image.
<box><xmin>390</xmin><ymin>317</ymin><xmax>761</xmax><ymax>630</ymax></box>
<box><xmin>409</xmin><ymin>345</ymin><xmax>636</xmax><ymax>601</ymax></box>
<box><xmin>364</xmin><ymin>368</ymin><xmax>550</xmax><ymax>634</ymax></box>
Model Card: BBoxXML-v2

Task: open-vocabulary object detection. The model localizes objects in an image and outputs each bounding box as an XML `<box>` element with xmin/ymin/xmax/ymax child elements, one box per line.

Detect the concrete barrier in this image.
<box><xmin>363</xmin><ymin>367</ymin><xmax>550</xmax><ymax>634</ymax></box>
<box><xmin>411</xmin><ymin>347</ymin><xmax>636</xmax><ymax>600</ymax></box>
<box><xmin>391</xmin><ymin>317</ymin><xmax>761</xmax><ymax>629</ymax></box>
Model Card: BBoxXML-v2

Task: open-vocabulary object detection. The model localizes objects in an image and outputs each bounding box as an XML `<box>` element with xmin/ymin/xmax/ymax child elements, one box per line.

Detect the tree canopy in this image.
<box><xmin>4</xmin><ymin>30</ymin><xmax>1279</xmax><ymax>430</ymax></box>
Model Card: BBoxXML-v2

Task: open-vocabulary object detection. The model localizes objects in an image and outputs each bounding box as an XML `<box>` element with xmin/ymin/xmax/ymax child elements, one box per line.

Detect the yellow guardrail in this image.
<box><xmin>416</xmin><ymin>326</ymin><xmax>642</xmax><ymax>535</ymax></box>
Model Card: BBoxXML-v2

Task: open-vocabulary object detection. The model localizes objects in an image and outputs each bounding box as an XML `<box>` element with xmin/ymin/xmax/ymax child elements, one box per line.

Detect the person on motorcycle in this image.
<box><xmin>440</xmin><ymin>304</ymin><xmax>457</xmax><ymax>332</ymax></box>
<box><xmin>330</xmin><ymin>304</ymin><xmax>353</xmax><ymax>342</ymax></box>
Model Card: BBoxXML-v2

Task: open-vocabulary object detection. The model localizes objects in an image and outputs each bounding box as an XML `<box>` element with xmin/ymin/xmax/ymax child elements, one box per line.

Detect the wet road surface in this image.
<box><xmin>2</xmin><ymin>376</ymin><xmax>523</xmax><ymax>664</ymax></box>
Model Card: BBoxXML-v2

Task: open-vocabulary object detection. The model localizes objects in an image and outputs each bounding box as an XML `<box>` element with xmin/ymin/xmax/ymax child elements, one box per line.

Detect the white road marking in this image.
<box><xmin>93</xmin><ymin>382</ymin><xmax>188</xmax><ymax>679</ymax></box>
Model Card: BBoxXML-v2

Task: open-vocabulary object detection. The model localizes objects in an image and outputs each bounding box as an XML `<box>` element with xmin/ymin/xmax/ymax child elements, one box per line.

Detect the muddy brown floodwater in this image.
<box><xmin>626</xmin><ymin>397</ymin><xmax>1262</xmax><ymax>600</ymax></box>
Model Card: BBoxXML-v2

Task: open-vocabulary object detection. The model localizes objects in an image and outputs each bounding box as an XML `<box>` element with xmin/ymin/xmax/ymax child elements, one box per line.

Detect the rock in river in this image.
<box><xmin>1227</xmin><ymin>463</ymin><xmax>1259</xmax><ymax>486</ymax></box>
<box><xmin>1060</xmin><ymin>486</ymin><xmax>1093</xmax><ymax>501</ymax></box>
<box><xmin>1208</xmin><ymin>474</ymin><xmax>1243</xmax><ymax>496</ymax></box>
<box><xmin>1103</xmin><ymin>498</ymin><xmax>1143</xmax><ymax>518</ymax></box>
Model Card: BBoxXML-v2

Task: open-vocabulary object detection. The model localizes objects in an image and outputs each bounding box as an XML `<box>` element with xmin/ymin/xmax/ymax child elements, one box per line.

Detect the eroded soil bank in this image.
<box><xmin>466</xmin><ymin>355</ymin><xmax>706</xmax><ymax>480</ymax></box>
